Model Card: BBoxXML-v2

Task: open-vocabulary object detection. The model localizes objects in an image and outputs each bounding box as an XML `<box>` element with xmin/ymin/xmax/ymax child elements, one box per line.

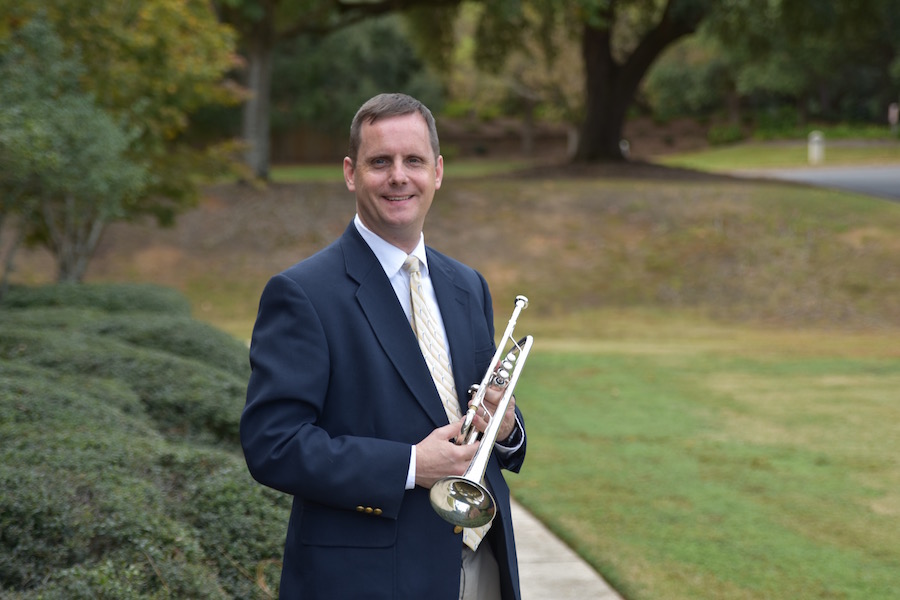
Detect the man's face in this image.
<box><xmin>343</xmin><ymin>112</ymin><xmax>443</xmax><ymax>253</ymax></box>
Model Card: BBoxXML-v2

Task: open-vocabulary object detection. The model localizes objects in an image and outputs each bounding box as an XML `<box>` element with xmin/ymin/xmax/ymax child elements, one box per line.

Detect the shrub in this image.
<box><xmin>82</xmin><ymin>314</ymin><xmax>250</xmax><ymax>376</ymax></box>
<box><xmin>0</xmin><ymin>283</ymin><xmax>192</xmax><ymax>315</ymax></box>
<box><xmin>707</xmin><ymin>123</ymin><xmax>745</xmax><ymax>145</ymax></box>
<box><xmin>0</xmin><ymin>327</ymin><xmax>245</xmax><ymax>445</ymax></box>
<box><xmin>0</xmin><ymin>284</ymin><xmax>288</xmax><ymax>598</ymax></box>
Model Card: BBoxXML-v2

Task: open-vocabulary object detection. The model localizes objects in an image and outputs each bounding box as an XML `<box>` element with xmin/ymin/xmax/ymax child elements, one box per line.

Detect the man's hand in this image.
<box><xmin>470</xmin><ymin>384</ymin><xmax>517</xmax><ymax>443</ymax></box>
<box><xmin>414</xmin><ymin>421</ymin><xmax>479</xmax><ymax>489</ymax></box>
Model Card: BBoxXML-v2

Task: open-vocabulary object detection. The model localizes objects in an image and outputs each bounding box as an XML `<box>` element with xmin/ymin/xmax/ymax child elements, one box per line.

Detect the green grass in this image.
<box><xmin>269</xmin><ymin>163</ymin><xmax>342</xmax><ymax>182</ymax></box>
<box><xmin>657</xmin><ymin>140</ymin><xmax>900</xmax><ymax>171</ymax></box>
<box><xmin>510</xmin><ymin>313</ymin><xmax>900</xmax><ymax>599</ymax></box>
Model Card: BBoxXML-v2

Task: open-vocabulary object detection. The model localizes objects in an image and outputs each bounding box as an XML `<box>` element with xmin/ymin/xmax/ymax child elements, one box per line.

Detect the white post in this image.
<box><xmin>808</xmin><ymin>130</ymin><xmax>824</xmax><ymax>165</ymax></box>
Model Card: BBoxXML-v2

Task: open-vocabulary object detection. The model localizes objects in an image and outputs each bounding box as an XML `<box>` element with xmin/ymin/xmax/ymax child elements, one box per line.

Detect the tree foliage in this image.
<box><xmin>270</xmin><ymin>15</ymin><xmax>444</xmax><ymax>137</ymax></box>
<box><xmin>0</xmin><ymin>1</ymin><xmax>241</xmax><ymax>284</ymax></box>
<box><xmin>0</xmin><ymin>17</ymin><xmax>147</xmax><ymax>284</ymax></box>
<box><xmin>214</xmin><ymin>0</ymin><xmax>463</xmax><ymax>178</ymax></box>
<box><xmin>646</xmin><ymin>0</ymin><xmax>900</xmax><ymax>131</ymax></box>
<box><xmin>408</xmin><ymin>2</ymin><xmax>583</xmax><ymax>127</ymax></box>
<box><xmin>426</xmin><ymin>0</ymin><xmax>712</xmax><ymax>161</ymax></box>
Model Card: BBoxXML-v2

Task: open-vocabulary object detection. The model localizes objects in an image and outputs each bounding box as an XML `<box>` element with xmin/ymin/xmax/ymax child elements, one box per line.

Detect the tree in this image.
<box><xmin>269</xmin><ymin>14</ymin><xmax>444</xmax><ymax>146</ymax></box>
<box><xmin>0</xmin><ymin>18</ymin><xmax>147</xmax><ymax>285</ymax></box>
<box><xmin>0</xmin><ymin>1</ymin><xmax>241</xmax><ymax>284</ymax></box>
<box><xmin>414</xmin><ymin>0</ymin><xmax>714</xmax><ymax>162</ymax></box>
<box><xmin>407</xmin><ymin>3</ymin><xmax>584</xmax><ymax>155</ymax></box>
<box><xmin>567</xmin><ymin>0</ymin><xmax>711</xmax><ymax>160</ymax></box>
<box><xmin>740</xmin><ymin>0</ymin><xmax>900</xmax><ymax>124</ymax></box>
<box><xmin>0</xmin><ymin>0</ymin><xmax>241</xmax><ymax>226</ymax></box>
<box><xmin>214</xmin><ymin>0</ymin><xmax>462</xmax><ymax>179</ymax></box>
<box><xmin>644</xmin><ymin>0</ymin><xmax>900</xmax><ymax>130</ymax></box>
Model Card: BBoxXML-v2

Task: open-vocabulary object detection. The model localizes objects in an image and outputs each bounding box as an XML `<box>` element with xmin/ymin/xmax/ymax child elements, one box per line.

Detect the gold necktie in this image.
<box><xmin>403</xmin><ymin>256</ymin><xmax>489</xmax><ymax>550</ymax></box>
<box><xmin>403</xmin><ymin>256</ymin><xmax>461</xmax><ymax>423</ymax></box>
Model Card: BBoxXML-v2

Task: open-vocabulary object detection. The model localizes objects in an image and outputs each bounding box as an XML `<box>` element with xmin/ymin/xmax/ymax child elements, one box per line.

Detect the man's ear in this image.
<box><xmin>434</xmin><ymin>155</ymin><xmax>444</xmax><ymax>190</ymax></box>
<box><xmin>343</xmin><ymin>157</ymin><xmax>356</xmax><ymax>191</ymax></box>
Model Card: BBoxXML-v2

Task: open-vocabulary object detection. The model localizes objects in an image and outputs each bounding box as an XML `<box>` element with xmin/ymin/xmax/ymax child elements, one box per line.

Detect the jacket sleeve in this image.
<box><xmin>240</xmin><ymin>273</ymin><xmax>411</xmax><ymax>519</ymax></box>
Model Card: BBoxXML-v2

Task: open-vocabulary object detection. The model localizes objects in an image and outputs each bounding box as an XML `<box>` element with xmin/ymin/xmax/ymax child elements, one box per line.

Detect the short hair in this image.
<box><xmin>347</xmin><ymin>93</ymin><xmax>440</xmax><ymax>163</ymax></box>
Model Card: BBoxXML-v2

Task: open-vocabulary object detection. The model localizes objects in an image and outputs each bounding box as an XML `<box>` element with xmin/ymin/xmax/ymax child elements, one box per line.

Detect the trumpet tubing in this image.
<box><xmin>429</xmin><ymin>295</ymin><xmax>533</xmax><ymax>529</ymax></box>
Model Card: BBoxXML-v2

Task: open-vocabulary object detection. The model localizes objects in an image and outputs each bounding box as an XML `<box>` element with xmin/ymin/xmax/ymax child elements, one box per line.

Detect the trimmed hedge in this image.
<box><xmin>0</xmin><ymin>284</ymin><xmax>289</xmax><ymax>599</ymax></box>
<box><xmin>0</xmin><ymin>283</ymin><xmax>192</xmax><ymax>315</ymax></box>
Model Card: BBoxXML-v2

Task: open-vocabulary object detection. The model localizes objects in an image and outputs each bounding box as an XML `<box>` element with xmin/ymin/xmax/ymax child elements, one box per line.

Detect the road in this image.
<box><xmin>738</xmin><ymin>164</ymin><xmax>900</xmax><ymax>201</ymax></box>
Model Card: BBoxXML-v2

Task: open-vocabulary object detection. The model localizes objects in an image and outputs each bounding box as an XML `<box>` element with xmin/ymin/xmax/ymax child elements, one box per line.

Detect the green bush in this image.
<box><xmin>707</xmin><ymin>123</ymin><xmax>745</xmax><ymax>145</ymax></box>
<box><xmin>82</xmin><ymin>314</ymin><xmax>250</xmax><ymax>376</ymax></box>
<box><xmin>0</xmin><ymin>283</ymin><xmax>192</xmax><ymax>315</ymax></box>
<box><xmin>0</xmin><ymin>327</ymin><xmax>245</xmax><ymax>445</ymax></box>
<box><xmin>0</xmin><ymin>284</ymin><xmax>288</xmax><ymax>598</ymax></box>
<box><xmin>181</xmin><ymin>465</ymin><xmax>291</xmax><ymax>598</ymax></box>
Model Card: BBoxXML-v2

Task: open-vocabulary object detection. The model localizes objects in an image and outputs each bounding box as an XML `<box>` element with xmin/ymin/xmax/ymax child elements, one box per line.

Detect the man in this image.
<box><xmin>241</xmin><ymin>93</ymin><xmax>526</xmax><ymax>599</ymax></box>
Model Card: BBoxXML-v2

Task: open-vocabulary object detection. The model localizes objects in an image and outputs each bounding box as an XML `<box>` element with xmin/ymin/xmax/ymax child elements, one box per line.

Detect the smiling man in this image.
<box><xmin>241</xmin><ymin>93</ymin><xmax>527</xmax><ymax>599</ymax></box>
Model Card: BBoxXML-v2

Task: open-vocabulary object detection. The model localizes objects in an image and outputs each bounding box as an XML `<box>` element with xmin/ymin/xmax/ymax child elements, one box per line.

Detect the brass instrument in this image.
<box><xmin>429</xmin><ymin>295</ymin><xmax>534</xmax><ymax>529</ymax></box>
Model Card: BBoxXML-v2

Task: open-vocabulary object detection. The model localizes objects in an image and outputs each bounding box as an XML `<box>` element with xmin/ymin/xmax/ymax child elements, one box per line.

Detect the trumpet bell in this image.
<box><xmin>429</xmin><ymin>476</ymin><xmax>496</xmax><ymax>528</ymax></box>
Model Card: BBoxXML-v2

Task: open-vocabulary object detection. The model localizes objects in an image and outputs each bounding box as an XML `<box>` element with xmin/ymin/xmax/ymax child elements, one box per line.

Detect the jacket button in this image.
<box><xmin>373</xmin><ymin>508</ymin><xmax>383</xmax><ymax>516</ymax></box>
<box><xmin>453</xmin><ymin>526</ymin><xmax>463</xmax><ymax>534</ymax></box>
<box><xmin>365</xmin><ymin>507</ymin><xmax>374</xmax><ymax>514</ymax></box>
<box><xmin>356</xmin><ymin>506</ymin><xmax>365</xmax><ymax>513</ymax></box>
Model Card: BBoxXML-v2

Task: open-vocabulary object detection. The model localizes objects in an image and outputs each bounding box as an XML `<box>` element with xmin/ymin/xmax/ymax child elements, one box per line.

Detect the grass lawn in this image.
<box><xmin>510</xmin><ymin>311</ymin><xmax>899</xmax><ymax>599</ymax></box>
<box><xmin>656</xmin><ymin>138</ymin><xmax>900</xmax><ymax>171</ymax></box>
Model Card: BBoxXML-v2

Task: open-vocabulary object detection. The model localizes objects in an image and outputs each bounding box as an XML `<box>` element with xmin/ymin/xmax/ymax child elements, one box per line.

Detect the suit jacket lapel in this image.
<box><xmin>340</xmin><ymin>224</ymin><xmax>450</xmax><ymax>428</ymax></box>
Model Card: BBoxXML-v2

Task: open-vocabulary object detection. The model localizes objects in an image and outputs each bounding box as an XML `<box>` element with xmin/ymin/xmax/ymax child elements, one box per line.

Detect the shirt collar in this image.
<box><xmin>354</xmin><ymin>214</ymin><xmax>428</xmax><ymax>277</ymax></box>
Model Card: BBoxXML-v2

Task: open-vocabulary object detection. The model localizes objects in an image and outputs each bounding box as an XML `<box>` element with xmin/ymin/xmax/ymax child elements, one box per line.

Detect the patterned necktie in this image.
<box><xmin>403</xmin><ymin>256</ymin><xmax>461</xmax><ymax>423</ymax></box>
<box><xmin>403</xmin><ymin>255</ymin><xmax>489</xmax><ymax>551</ymax></box>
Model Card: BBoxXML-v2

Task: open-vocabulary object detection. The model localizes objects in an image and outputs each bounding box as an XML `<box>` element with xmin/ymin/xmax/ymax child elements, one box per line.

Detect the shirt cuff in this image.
<box><xmin>406</xmin><ymin>445</ymin><xmax>416</xmax><ymax>490</ymax></box>
<box><xmin>494</xmin><ymin>413</ymin><xmax>524</xmax><ymax>456</ymax></box>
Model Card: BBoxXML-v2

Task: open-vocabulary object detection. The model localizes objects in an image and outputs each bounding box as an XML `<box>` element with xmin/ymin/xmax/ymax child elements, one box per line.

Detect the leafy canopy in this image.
<box><xmin>0</xmin><ymin>0</ymin><xmax>242</xmax><ymax>223</ymax></box>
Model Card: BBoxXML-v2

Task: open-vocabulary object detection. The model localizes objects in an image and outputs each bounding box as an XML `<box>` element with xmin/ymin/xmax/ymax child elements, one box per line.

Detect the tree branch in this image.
<box><xmin>279</xmin><ymin>0</ymin><xmax>463</xmax><ymax>38</ymax></box>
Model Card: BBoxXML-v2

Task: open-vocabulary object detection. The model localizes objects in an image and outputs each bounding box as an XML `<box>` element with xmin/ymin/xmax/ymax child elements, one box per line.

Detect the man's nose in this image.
<box><xmin>388</xmin><ymin>160</ymin><xmax>408</xmax><ymax>184</ymax></box>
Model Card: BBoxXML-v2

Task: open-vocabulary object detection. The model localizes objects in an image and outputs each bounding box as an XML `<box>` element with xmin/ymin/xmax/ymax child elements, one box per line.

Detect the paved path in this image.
<box><xmin>736</xmin><ymin>164</ymin><xmax>900</xmax><ymax>201</ymax></box>
<box><xmin>511</xmin><ymin>499</ymin><xmax>623</xmax><ymax>599</ymax></box>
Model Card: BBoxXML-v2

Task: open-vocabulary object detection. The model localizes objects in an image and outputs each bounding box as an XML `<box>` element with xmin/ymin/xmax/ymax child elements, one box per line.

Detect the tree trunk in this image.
<box><xmin>575</xmin><ymin>24</ymin><xmax>627</xmax><ymax>162</ymax></box>
<box><xmin>574</xmin><ymin>0</ymin><xmax>709</xmax><ymax>163</ymax></box>
<box><xmin>0</xmin><ymin>215</ymin><xmax>25</xmax><ymax>299</ymax></box>
<box><xmin>521</xmin><ymin>97</ymin><xmax>535</xmax><ymax>155</ymax></box>
<box><xmin>42</xmin><ymin>195</ymin><xmax>107</xmax><ymax>284</ymax></box>
<box><xmin>243</xmin><ymin>35</ymin><xmax>274</xmax><ymax>180</ymax></box>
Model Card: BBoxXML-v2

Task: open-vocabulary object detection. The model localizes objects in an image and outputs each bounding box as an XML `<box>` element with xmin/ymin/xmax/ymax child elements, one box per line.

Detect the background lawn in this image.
<box><xmin>4</xmin><ymin>147</ymin><xmax>900</xmax><ymax>598</ymax></box>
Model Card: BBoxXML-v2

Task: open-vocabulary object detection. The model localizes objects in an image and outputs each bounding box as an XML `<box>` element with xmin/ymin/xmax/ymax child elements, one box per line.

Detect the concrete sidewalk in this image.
<box><xmin>510</xmin><ymin>499</ymin><xmax>623</xmax><ymax>599</ymax></box>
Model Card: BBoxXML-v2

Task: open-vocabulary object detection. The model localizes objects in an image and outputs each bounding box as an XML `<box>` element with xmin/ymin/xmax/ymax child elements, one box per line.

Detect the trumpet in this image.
<box><xmin>429</xmin><ymin>295</ymin><xmax>534</xmax><ymax>529</ymax></box>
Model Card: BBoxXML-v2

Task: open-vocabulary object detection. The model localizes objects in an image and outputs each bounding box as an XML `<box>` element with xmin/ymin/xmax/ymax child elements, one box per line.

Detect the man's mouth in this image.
<box><xmin>385</xmin><ymin>195</ymin><xmax>414</xmax><ymax>202</ymax></box>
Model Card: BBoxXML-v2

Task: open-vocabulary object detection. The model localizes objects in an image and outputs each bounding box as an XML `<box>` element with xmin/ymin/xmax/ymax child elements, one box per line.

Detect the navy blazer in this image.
<box><xmin>241</xmin><ymin>222</ymin><xmax>526</xmax><ymax>599</ymax></box>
